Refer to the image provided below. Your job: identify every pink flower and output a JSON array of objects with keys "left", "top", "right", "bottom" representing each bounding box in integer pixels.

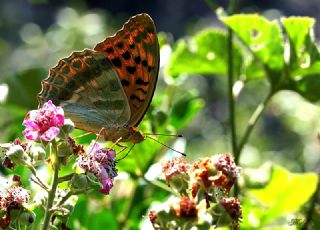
[
  {"left": 22, "top": 100, "right": 64, "bottom": 141},
  {"left": 77, "top": 141, "right": 117, "bottom": 195},
  {"left": 98, "top": 177, "right": 114, "bottom": 195}
]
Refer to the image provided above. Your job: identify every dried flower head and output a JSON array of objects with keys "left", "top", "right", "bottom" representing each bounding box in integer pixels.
[
  {"left": 220, "top": 197, "right": 242, "bottom": 227},
  {"left": 192, "top": 154, "right": 240, "bottom": 193},
  {"left": 162, "top": 157, "right": 190, "bottom": 183},
  {"left": 173, "top": 196, "right": 197, "bottom": 219}
]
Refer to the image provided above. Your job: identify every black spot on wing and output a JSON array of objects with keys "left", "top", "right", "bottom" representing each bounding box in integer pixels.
[
  {"left": 148, "top": 66, "right": 154, "bottom": 72},
  {"left": 126, "top": 66, "right": 136, "bottom": 74},
  {"left": 105, "top": 47, "right": 114, "bottom": 54},
  {"left": 121, "top": 79, "right": 130, "bottom": 87},
  {"left": 130, "top": 94, "right": 145, "bottom": 102},
  {"left": 134, "top": 56, "right": 141, "bottom": 64},
  {"left": 111, "top": 57, "right": 122, "bottom": 67},
  {"left": 141, "top": 60, "right": 148, "bottom": 67},
  {"left": 136, "top": 78, "right": 149, "bottom": 86},
  {"left": 136, "top": 88, "right": 147, "bottom": 94},
  {"left": 121, "top": 51, "right": 131, "bottom": 60},
  {"left": 116, "top": 42, "right": 124, "bottom": 49}
]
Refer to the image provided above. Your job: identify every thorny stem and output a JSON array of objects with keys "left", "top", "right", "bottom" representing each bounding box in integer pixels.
[{"left": 42, "top": 140, "right": 60, "bottom": 230}]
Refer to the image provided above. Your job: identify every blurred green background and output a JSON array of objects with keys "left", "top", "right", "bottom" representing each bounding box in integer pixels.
[{"left": 1, "top": 0, "right": 320, "bottom": 229}]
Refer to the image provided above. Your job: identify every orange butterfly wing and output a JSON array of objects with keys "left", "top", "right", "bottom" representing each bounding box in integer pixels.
[{"left": 94, "top": 13, "right": 159, "bottom": 127}]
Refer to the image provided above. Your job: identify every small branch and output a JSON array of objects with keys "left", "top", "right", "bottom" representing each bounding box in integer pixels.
[
  {"left": 29, "top": 165, "right": 49, "bottom": 190},
  {"left": 54, "top": 188, "right": 92, "bottom": 208},
  {"left": 57, "top": 173, "right": 75, "bottom": 183},
  {"left": 235, "top": 91, "right": 273, "bottom": 163},
  {"left": 56, "top": 191, "right": 73, "bottom": 207},
  {"left": 31, "top": 178, "right": 49, "bottom": 191}
]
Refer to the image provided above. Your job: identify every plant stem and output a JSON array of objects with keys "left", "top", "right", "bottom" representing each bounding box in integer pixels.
[
  {"left": 227, "top": 27, "right": 237, "bottom": 157},
  {"left": 235, "top": 91, "right": 273, "bottom": 164},
  {"left": 42, "top": 140, "right": 60, "bottom": 230},
  {"left": 233, "top": 91, "right": 273, "bottom": 198},
  {"left": 225, "top": 0, "right": 238, "bottom": 199}
]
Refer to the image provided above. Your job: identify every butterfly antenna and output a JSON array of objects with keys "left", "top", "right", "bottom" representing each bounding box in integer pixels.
[
  {"left": 116, "top": 144, "right": 135, "bottom": 162},
  {"left": 144, "top": 133, "right": 183, "bottom": 138},
  {"left": 146, "top": 136, "right": 186, "bottom": 156}
]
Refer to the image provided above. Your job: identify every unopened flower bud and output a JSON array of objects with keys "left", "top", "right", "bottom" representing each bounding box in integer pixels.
[
  {"left": 59, "top": 119, "right": 75, "bottom": 139},
  {"left": 18, "top": 210, "right": 36, "bottom": 226},
  {"left": 69, "top": 174, "right": 89, "bottom": 191},
  {"left": 57, "top": 141, "right": 73, "bottom": 157},
  {"left": 29, "top": 146, "right": 46, "bottom": 161},
  {"left": 7, "top": 145, "right": 25, "bottom": 164}
]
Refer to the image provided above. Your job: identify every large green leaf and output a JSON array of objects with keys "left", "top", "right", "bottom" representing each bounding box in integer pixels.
[
  {"left": 165, "top": 29, "right": 243, "bottom": 78},
  {"left": 282, "top": 17, "right": 318, "bottom": 70},
  {"left": 248, "top": 165, "right": 318, "bottom": 226},
  {"left": 221, "top": 14, "right": 284, "bottom": 82}
]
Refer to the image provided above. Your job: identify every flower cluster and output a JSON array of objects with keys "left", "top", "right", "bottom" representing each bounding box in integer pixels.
[
  {"left": 22, "top": 100, "right": 64, "bottom": 142},
  {"left": 150, "top": 154, "right": 242, "bottom": 229},
  {"left": 76, "top": 141, "right": 118, "bottom": 195},
  {"left": 0, "top": 176, "right": 31, "bottom": 229}
]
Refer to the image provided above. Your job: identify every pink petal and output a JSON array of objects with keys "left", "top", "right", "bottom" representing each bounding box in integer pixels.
[
  {"left": 41, "top": 127, "right": 60, "bottom": 141},
  {"left": 51, "top": 114, "right": 64, "bottom": 126},
  {"left": 23, "top": 129, "right": 40, "bottom": 141},
  {"left": 22, "top": 120, "right": 39, "bottom": 130},
  {"left": 43, "top": 100, "right": 54, "bottom": 110},
  {"left": 55, "top": 106, "right": 64, "bottom": 116},
  {"left": 26, "top": 110, "right": 39, "bottom": 121},
  {"left": 98, "top": 178, "right": 113, "bottom": 195}
]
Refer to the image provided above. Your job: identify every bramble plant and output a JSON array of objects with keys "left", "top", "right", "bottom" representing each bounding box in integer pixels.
[
  {"left": 0, "top": 101, "right": 119, "bottom": 229},
  {"left": 1, "top": 0, "right": 320, "bottom": 229},
  {"left": 0, "top": 101, "right": 241, "bottom": 229}
]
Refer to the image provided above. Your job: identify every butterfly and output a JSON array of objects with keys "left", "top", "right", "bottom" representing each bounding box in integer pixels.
[{"left": 38, "top": 13, "right": 159, "bottom": 144}]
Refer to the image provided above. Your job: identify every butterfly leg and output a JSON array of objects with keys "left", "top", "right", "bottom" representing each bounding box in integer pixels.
[
  {"left": 86, "top": 128, "right": 107, "bottom": 154},
  {"left": 116, "top": 144, "right": 135, "bottom": 162}
]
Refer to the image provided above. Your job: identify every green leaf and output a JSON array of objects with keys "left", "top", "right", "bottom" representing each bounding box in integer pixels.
[
  {"left": 165, "top": 29, "right": 243, "bottom": 78},
  {"left": 294, "top": 73, "right": 320, "bottom": 102},
  {"left": 169, "top": 92, "right": 204, "bottom": 130},
  {"left": 282, "top": 17, "right": 318, "bottom": 69},
  {"left": 248, "top": 165, "right": 318, "bottom": 225},
  {"left": 221, "top": 14, "right": 284, "bottom": 81}
]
